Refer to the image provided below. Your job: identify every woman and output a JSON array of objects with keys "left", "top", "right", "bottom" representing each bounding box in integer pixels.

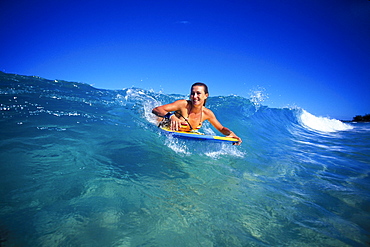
[{"left": 152, "top": 82, "right": 242, "bottom": 145}]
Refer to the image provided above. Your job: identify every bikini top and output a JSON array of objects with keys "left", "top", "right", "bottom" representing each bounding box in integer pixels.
[
  {"left": 179, "top": 116, "right": 202, "bottom": 130},
  {"left": 175, "top": 105, "right": 203, "bottom": 131}
]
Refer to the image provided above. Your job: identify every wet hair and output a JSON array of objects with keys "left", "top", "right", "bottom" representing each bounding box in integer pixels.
[{"left": 191, "top": 82, "right": 209, "bottom": 106}]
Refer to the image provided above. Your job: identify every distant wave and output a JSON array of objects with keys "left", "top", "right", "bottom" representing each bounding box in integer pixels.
[{"left": 299, "top": 110, "right": 353, "bottom": 132}]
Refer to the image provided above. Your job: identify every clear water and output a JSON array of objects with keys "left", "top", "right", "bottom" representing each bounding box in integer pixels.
[{"left": 1, "top": 72, "right": 369, "bottom": 246}]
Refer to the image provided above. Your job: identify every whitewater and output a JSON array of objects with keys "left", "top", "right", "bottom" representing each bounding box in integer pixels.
[{"left": 0, "top": 72, "right": 369, "bottom": 246}]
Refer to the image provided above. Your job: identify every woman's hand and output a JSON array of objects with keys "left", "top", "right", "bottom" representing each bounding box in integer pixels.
[
  {"left": 226, "top": 133, "right": 242, "bottom": 146},
  {"left": 169, "top": 115, "right": 182, "bottom": 131},
  {"left": 219, "top": 126, "right": 242, "bottom": 146}
]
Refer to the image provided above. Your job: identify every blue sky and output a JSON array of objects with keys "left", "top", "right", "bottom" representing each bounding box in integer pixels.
[{"left": 1, "top": 0, "right": 369, "bottom": 119}]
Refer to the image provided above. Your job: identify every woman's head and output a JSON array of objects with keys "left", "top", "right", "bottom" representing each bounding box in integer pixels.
[{"left": 190, "top": 82, "right": 209, "bottom": 106}]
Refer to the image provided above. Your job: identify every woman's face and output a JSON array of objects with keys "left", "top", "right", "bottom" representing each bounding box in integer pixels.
[{"left": 190, "top": 85, "right": 208, "bottom": 106}]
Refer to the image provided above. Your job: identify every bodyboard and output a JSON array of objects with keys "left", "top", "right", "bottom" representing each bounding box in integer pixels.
[{"left": 160, "top": 127, "right": 239, "bottom": 143}]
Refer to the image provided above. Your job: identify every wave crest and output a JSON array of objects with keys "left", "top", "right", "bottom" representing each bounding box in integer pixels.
[{"left": 299, "top": 110, "right": 353, "bottom": 132}]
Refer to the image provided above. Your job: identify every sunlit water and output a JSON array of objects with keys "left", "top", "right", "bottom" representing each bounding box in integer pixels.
[{"left": 1, "top": 72, "right": 369, "bottom": 246}]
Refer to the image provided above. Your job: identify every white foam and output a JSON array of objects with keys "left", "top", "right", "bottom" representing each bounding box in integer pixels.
[
  {"left": 299, "top": 110, "right": 353, "bottom": 132},
  {"left": 205, "top": 146, "right": 245, "bottom": 159},
  {"left": 143, "top": 99, "right": 161, "bottom": 125},
  {"left": 118, "top": 88, "right": 161, "bottom": 125},
  {"left": 164, "top": 136, "right": 190, "bottom": 155}
]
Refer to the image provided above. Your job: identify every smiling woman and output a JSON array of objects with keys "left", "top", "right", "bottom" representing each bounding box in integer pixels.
[{"left": 152, "top": 82, "right": 242, "bottom": 145}]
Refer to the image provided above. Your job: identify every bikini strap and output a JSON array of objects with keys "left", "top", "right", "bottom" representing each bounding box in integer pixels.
[{"left": 176, "top": 111, "right": 194, "bottom": 130}]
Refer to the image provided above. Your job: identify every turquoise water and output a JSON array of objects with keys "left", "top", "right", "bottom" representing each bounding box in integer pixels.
[{"left": 1, "top": 72, "right": 369, "bottom": 246}]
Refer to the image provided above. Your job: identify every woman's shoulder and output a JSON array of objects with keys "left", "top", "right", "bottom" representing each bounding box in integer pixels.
[
  {"left": 173, "top": 99, "right": 188, "bottom": 106},
  {"left": 203, "top": 107, "right": 215, "bottom": 118}
]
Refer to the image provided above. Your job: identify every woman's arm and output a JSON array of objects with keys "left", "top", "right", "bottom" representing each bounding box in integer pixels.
[
  {"left": 152, "top": 100, "right": 187, "bottom": 116},
  {"left": 205, "top": 109, "right": 242, "bottom": 145},
  {"left": 152, "top": 100, "right": 187, "bottom": 130}
]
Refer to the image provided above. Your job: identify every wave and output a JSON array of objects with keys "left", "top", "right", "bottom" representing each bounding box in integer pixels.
[
  {"left": 0, "top": 72, "right": 355, "bottom": 145},
  {"left": 4, "top": 70, "right": 358, "bottom": 162},
  {"left": 298, "top": 109, "right": 353, "bottom": 132},
  {"left": 1, "top": 72, "right": 369, "bottom": 246}
]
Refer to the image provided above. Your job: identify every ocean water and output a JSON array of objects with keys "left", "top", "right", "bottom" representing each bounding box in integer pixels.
[{"left": 0, "top": 72, "right": 369, "bottom": 246}]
